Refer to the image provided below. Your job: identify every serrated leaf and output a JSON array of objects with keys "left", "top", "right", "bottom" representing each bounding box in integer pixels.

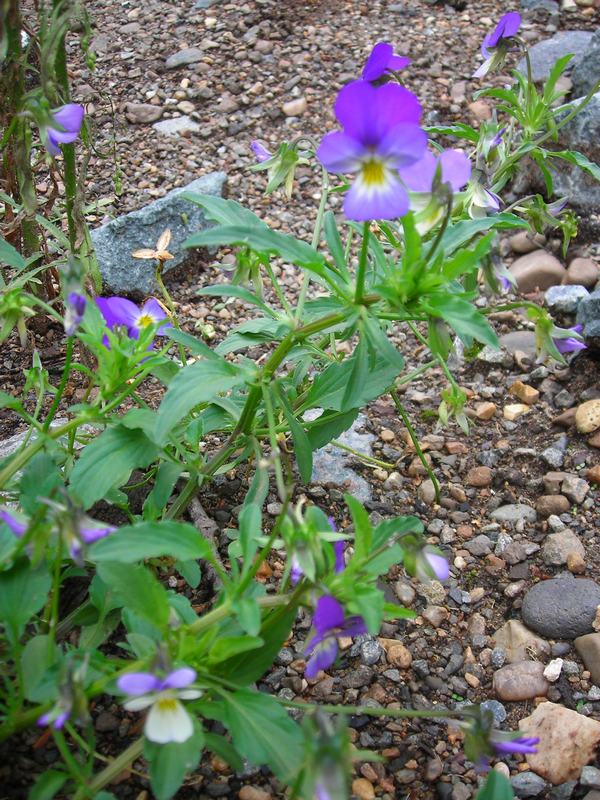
[
  {"left": 97, "top": 562, "right": 170, "bottom": 627},
  {"left": 144, "top": 728, "right": 204, "bottom": 800},
  {"left": 89, "top": 520, "right": 214, "bottom": 563},
  {"left": 0, "top": 236, "right": 27, "bottom": 270},
  {"left": 0, "top": 559, "right": 51, "bottom": 643},
  {"left": 549, "top": 149, "right": 600, "bottom": 182}
]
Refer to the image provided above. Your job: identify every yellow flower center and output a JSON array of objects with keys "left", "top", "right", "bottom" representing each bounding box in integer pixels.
[
  {"left": 156, "top": 697, "right": 178, "bottom": 712},
  {"left": 361, "top": 159, "right": 386, "bottom": 187},
  {"left": 137, "top": 313, "right": 155, "bottom": 328}
]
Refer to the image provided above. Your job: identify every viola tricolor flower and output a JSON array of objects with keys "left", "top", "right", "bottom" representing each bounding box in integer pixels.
[
  {"left": 304, "top": 595, "right": 367, "bottom": 677},
  {"left": 317, "top": 80, "right": 427, "bottom": 221},
  {"left": 466, "top": 182, "right": 501, "bottom": 219},
  {"left": 42, "top": 104, "right": 85, "bottom": 157},
  {"left": 117, "top": 668, "right": 202, "bottom": 744},
  {"left": 96, "top": 296, "right": 171, "bottom": 343},
  {"left": 64, "top": 292, "right": 86, "bottom": 337},
  {"left": 399, "top": 148, "right": 472, "bottom": 195},
  {"left": 362, "top": 42, "right": 411, "bottom": 82},
  {"left": 473, "top": 12, "right": 521, "bottom": 78},
  {"left": 553, "top": 324, "right": 587, "bottom": 355},
  {"left": 251, "top": 140, "right": 273, "bottom": 163}
]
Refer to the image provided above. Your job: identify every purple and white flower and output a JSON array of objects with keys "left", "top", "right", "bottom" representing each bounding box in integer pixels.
[
  {"left": 362, "top": 42, "right": 411, "bottom": 82},
  {"left": 553, "top": 324, "right": 587, "bottom": 355},
  {"left": 466, "top": 182, "right": 501, "bottom": 218},
  {"left": 64, "top": 292, "right": 86, "bottom": 337},
  {"left": 304, "top": 595, "right": 367, "bottom": 677},
  {"left": 399, "top": 148, "right": 471, "bottom": 195},
  {"left": 42, "top": 104, "right": 85, "bottom": 157},
  {"left": 96, "top": 296, "right": 171, "bottom": 344},
  {"left": 317, "top": 80, "right": 427, "bottom": 221},
  {"left": 417, "top": 548, "right": 450, "bottom": 582},
  {"left": 473, "top": 12, "right": 521, "bottom": 78},
  {"left": 117, "top": 668, "right": 202, "bottom": 744},
  {"left": 251, "top": 140, "right": 273, "bottom": 163}
]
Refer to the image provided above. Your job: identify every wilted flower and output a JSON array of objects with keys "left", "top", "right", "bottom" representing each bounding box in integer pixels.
[
  {"left": 553, "top": 324, "right": 587, "bottom": 355},
  {"left": 251, "top": 140, "right": 273, "bottom": 163},
  {"left": 64, "top": 292, "right": 86, "bottom": 337},
  {"left": 96, "top": 296, "right": 171, "bottom": 344},
  {"left": 399, "top": 148, "right": 471, "bottom": 195},
  {"left": 132, "top": 229, "right": 174, "bottom": 264},
  {"left": 473, "top": 12, "right": 522, "bottom": 78},
  {"left": 38, "top": 657, "right": 90, "bottom": 730},
  {"left": 362, "top": 42, "right": 411, "bottom": 82},
  {"left": 317, "top": 80, "right": 427, "bottom": 221},
  {"left": 42, "top": 104, "right": 85, "bottom": 157},
  {"left": 304, "top": 596, "right": 367, "bottom": 677},
  {"left": 466, "top": 182, "right": 501, "bottom": 218},
  {"left": 117, "top": 668, "right": 202, "bottom": 744}
]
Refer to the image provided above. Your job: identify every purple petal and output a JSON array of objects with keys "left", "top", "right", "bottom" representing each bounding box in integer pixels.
[
  {"left": 570, "top": 324, "right": 583, "bottom": 334},
  {"left": 399, "top": 151, "right": 438, "bottom": 193},
  {"left": 64, "top": 293, "right": 86, "bottom": 336},
  {"left": 117, "top": 672, "right": 161, "bottom": 695},
  {"left": 388, "top": 54, "right": 411, "bottom": 71},
  {"left": 138, "top": 297, "right": 171, "bottom": 335},
  {"left": 37, "top": 712, "right": 52, "bottom": 727},
  {"left": 493, "top": 736, "right": 539, "bottom": 755},
  {"left": 313, "top": 595, "right": 345, "bottom": 634},
  {"left": 317, "top": 131, "right": 364, "bottom": 174},
  {"left": 344, "top": 170, "right": 409, "bottom": 221},
  {"left": 327, "top": 516, "right": 337, "bottom": 531},
  {"left": 554, "top": 337, "right": 587, "bottom": 354},
  {"left": 46, "top": 127, "right": 80, "bottom": 146},
  {"left": 334, "top": 540, "right": 345, "bottom": 573},
  {"left": 362, "top": 42, "right": 394, "bottom": 82},
  {"left": 439, "top": 149, "right": 471, "bottom": 191},
  {"left": 290, "top": 555, "right": 303, "bottom": 585},
  {"left": 161, "top": 667, "right": 196, "bottom": 689},
  {"left": 425, "top": 552, "right": 449, "bottom": 581},
  {"left": 334, "top": 81, "right": 421, "bottom": 148},
  {"left": 0, "top": 509, "right": 27, "bottom": 537},
  {"left": 96, "top": 296, "right": 140, "bottom": 331},
  {"left": 251, "top": 140, "right": 272, "bottom": 163},
  {"left": 79, "top": 524, "right": 116, "bottom": 544},
  {"left": 51, "top": 104, "right": 84, "bottom": 134},
  {"left": 305, "top": 636, "right": 339, "bottom": 677},
  {"left": 339, "top": 615, "right": 368, "bottom": 637},
  {"left": 378, "top": 123, "right": 428, "bottom": 169},
  {"left": 44, "top": 131, "right": 61, "bottom": 157},
  {"left": 52, "top": 711, "right": 70, "bottom": 730},
  {"left": 482, "top": 12, "right": 521, "bottom": 57}
]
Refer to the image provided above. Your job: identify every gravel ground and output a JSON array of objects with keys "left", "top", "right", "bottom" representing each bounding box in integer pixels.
[{"left": 2, "top": 0, "right": 600, "bottom": 798}]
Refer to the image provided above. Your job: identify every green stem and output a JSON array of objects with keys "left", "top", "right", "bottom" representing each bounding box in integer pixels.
[
  {"left": 261, "top": 384, "right": 286, "bottom": 499},
  {"left": 46, "top": 542, "right": 63, "bottom": 653},
  {"left": 188, "top": 593, "right": 292, "bottom": 635},
  {"left": 43, "top": 336, "right": 74, "bottom": 431},
  {"left": 0, "top": 418, "right": 80, "bottom": 489},
  {"left": 329, "top": 439, "right": 395, "bottom": 471},
  {"left": 295, "top": 167, "right": 330, "bottom": 322},
  {"left": 53, "top": 728, "right": 88, "bottom": 790},
  {"left": 354, "top": 222, "right": 370, "bottom": 304},
  {"left": 155, "top": 260, "right": 187, "bottom": 365},
  {"left": 73, "top": 738, "right": 145, "bottom": 800},
  {"left": 391, "top": 389, "right": 441, "bottom": 504}
]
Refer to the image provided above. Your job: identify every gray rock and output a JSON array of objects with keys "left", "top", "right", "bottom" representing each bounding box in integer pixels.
[
  {"left": 542, "top": 529, "right": 585, "bottom": 566},
  {"left": 561, "top": 474, "right": 590, "bottom": 504},
  {"left": 545, "top": 285, "right": 589, "bottom": 315},
  {"left": 541, "top": 435, "right": 568, "bottom": 469},
  {"left": 194, "top": 0, "right": 218, "bottom": 6},
  {"left": 310, "top": 413, "right": 374, "bottom": 504},
  {"left": 463, "top": 535, "right": 493, "bottom": 556},
  {"left": 152, "top": 116, "right": 201, "bottom": 137},
  {"left": 90, "top": 173, "right": 226, "bottom": 294},
  {"left": 581, "top": 766, "right": 600, "bottom": 789},
  {"left": 577, "top": 288, "right": 600, "bottom": 348},
  {"left": 521, "top": 0, "right": 559, "bottom": 24},
  {"left": 476, "top": 345, "right": 513, "bottom": 367},
  {"left": 571, "top": 30, "right": 600, "bottom": 100},
  {"left": 359, "top": 637, "right": 382, "bottom": 666},
  {"left": 522, "top": 574, "right": 600, "bottom": 638},
  {"left": 490, "top": 504, "right": 537, "bottom": 525},
  {"left": 511, "top": 772, "right": 549, "bottom": 798},
  {"left": 165, "top": 47, "right": 204, "bottom": 69},
  {"left": 517, "top": 31, "right": 593, "bottom": 82},
  {"left": 480, "top": 698, "right": 507, "bottom": 723},
  {"left": 499, "top": 330, "right": 537, "bottom": 358},
  {"left": 549, "top": 783, "right": 577, "bottom": 800}
]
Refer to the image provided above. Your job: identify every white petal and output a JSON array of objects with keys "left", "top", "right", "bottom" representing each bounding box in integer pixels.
[
  {"left": 124, "top": 695, "right": 155, "bottom": 711},
  {"left": 177, "top": 689, "right": 202, "bottom": 700},
  {"left": 144, "top": 700, "right": 194, "bottom": 744}
]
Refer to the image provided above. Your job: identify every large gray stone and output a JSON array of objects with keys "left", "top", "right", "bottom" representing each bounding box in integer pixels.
[
  {"left": 545, "top": 285, "right": 589, "bottom": 315},
  {"left": 571, "top": 29, "right": 600, "bottom": 100},
  {"left": 517, "top": 31, "right": 593, "bottom": 82},
  {"left": 577, "top": 289, "right": 600, "bottom": 350},
  {"left": 90, "top": 173, "right": 226, "bottom": 294},
  {"left": 522, "top": 574, "right": 600, "bottom": 639}
]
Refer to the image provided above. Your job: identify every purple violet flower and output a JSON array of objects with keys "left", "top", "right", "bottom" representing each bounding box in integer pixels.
[
  {"left": 43, "top": 104, "right": 85, "bottom": 157},
  {"left": 491, "top": 734, "right": 539, "bottom": 757},
  {"left": 317, "top": 80, "right": 427, "bottom": 221},
  {"left": 117, "top": 668, "right": 202, "bottom": 744},
  {"left": 38, "top": 706, "right": 71, "bottom": 730},
  {"left": 68, "top": 520, "right": 116, "bottom": 563},
  {"left": 96, "top": 296, "right": 171, "bottom": 345},
  {"left": 473, "top": 12, "right": 521, "bottom": 78},
  {"left": 64, "top": 292, "right": 86, "bottom": 337},
  {"left": 0, "top": 508, "right": 27, "bottom": 537},
  {"left": 304, "top": 595, "right": 367, "bottom": 677},
  {"left": 423, "top": 550, "right": 450, "bottom": 581},
  {"left": 553, "top": 324, "right": 587, "bottom": 354},
  {"left": 362, "top": 42, "right": 411, "bottom": 82},
  {"left": 251, "top": 140, "right": 272, "bottom": 163},
  {"left": 399, "top": 148, "right": 471, "bottom": 194}
]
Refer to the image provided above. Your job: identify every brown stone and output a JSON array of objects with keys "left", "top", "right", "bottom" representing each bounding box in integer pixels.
[
  {"left": 553, "top": 408, "right": 577, "bottom": 428},
  {"left": 352, "top": 778, "right": 375, "bottom": 800},
  {"left": 587, "top": 465, "right": 600, "bottom": 484},
  {"left": 509, "top": 250, "right": 566, "bottom": 293},
  {"left": 465, "top": 466, "right": 493, "bottom": 487},
  {"left": 518, "top": 702, "right": 600, "bottom": 784},
  {"left": 510, "top": 380, "right": 540, "bottom": 405},
  {"left": 503, "top": 403, "right": 530, "bottom": 420},
  {"left": 493, "top": 660, "right": 549, "bottom": 701},
  {"left": 239, "top": 787, "right": 272, "bottom": 800},
  {"left": 282, "top": 97, "right": 307, "bottom": 116},
  {"left": 542, "top": 529, "right": 585, "bottom": 566},
  {"left": 509, "top": 231, "right": 546, "bottom": 254},
  {"left": 446, "top": 441, "right": 469, "bottom": 455},
  {"left": 576, "top": 400, "right": 600, "bottom": 434},
  {"left": 536, "top": 494, "right": 571, "bottom": 516},
  {"left": 567, "top": 551, "right": 587, "bottom": 574},
  {"left": 125, "top": 102, "right": 163, "bottom": 124},
  {"left": 379, "top": 639, "right": 412, "bottom": 669},
  {"left": 468, "top": 99, "right": 492, "bottom": 120},
  {"left": 492, "top": 620, "right": 551, "bottom": 663},
  {"left": 589, "top": 431, "right": 600, "bottom": 449},
  {"left": 566, "top": 257, "right": 599, "bottom": 289},
  {"left": 543, "top": 471, "right": 569, "bottom": 494},
  {"left": 475, "top": 402, "right": 497, "bottom": 420},
  {"left": 575, "top": 634, "right": 600, "bottom": 685}
]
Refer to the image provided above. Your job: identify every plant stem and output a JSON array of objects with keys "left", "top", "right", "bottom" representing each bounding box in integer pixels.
[
  {"left": 73, "top": 738, "right": 145, "bottom": 800},
  {"left": 391, "top": 390, "right": 441, "bottom": 504},
  {"left": 354, "top": 222, "right": 370, "bottom": 304},
  {"left": 43, "top": 336, "right": 74, "bottom": 431},
  {"left": 295, "top": 167, "right": 330, "bottom": 322},
  {"left": 188, "top": 593, "right": 292, "bottom": 635},
  {"left": 329, "top": 439, "right": 395, "bottom": 471}
]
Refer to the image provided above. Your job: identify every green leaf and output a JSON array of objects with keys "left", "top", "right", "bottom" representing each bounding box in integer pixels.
[
  {"left": 89, "top": 520, "right": 214, "bottom": 563},
  {"left": 345, "top": 494, "right": 372, "bottom": 561},
  {"left": 183, "top": 225, "right": 328, "bottom": 275},
  {"left": 28, "top": 770, "right": 68, "bottom": 800},
  {"left": 203, "top": 733, "right": 244, "bottom": 773},
  {"left": 441, "top": 214, "right": 527, "bottom": 255},
  {"left": 21, "top": 635, "right": 62, "bottom": 702},
  {"left": 144, "top": 727, "right": 205, "bottom": 800},
  {"left": 196, "top": 284, "right": 276, "bottom": 317},
  {"left": 424, "top": 294, "right": 499, "bottom": 348},
  {"left": 0, "top": 559, "right": 51, "bottom": 643},
  {"left": 182, "top": 194, "right": 267, "bottom": 229},
  {"left": 350, "top": 584, "right": 385, "bottom": 633},
  {"left": 475, "top": 770, "right": 514, "bottom": 800},
  {"left": 549, "top": 149, "right": 600, "bottom": 182},
  {"left": 144, "top": 461, "right": 182, "bottom": 518},
  {"left": 324, "top": 211, "right": 350, "bottom": 280},
  {"left": 19, "top": 452, "right": 63, "bottom": 515},
  {"left": 543, "top": 54, "right": 574, "bottom": 103},
  {"left": 277, "top": 385, "right": 313, "bottom": 483},
  {"left": 209, "top": 635, "right": 264, "bottom": 664},
  {"left": 223, "top": 689, "right": 303, "bottom": 781},
  {"left": 306, "top": 408, "right": 359, "bottom": 451},
  {"left": 0, "top": 235, "right": 27, "bottom": 270},
  {"left": 155, "top": 357, "right": 245, "bottom": 444},
  {"left": 70, "top": 425, "right": 159, "bottom": 508},
  {"left": 424, "top": 123, "right": 479, "bottom": 143},
  {"left": 97, "top": 562, "right": 170, "bottom": 627},
  {"left": 163, "top": 327, "right": 219, "bottom": 359},
  {"left": 234, "top": 596, "right": 261, "bottom": 637},
  {"left": 79, "top": 609, "right": 121, "bottom": 650},
  {"left": 176, "top": 558, "right": 201, "bottom": 588},
  {"left": 238, "top": 502, "right": 262, "bottom": 569}
]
